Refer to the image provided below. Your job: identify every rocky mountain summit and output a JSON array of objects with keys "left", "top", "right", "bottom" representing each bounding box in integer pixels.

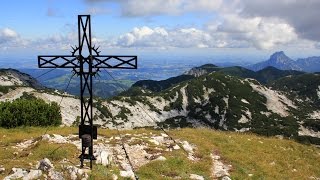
[
  {"left": 247, "top": 51, "right": 320, "bottom": 72},
  {"left": 0, "top": 69, "right": 43, "bottom": 90}
]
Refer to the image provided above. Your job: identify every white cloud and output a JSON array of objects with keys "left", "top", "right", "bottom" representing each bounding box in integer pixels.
[
  {"left": 115, "top": 26, "right": 216, "bottom": 49},
  {"left": 0, "top": 28, "right": 19, "bottom": 44},
  {"left": 83, "top": 0, "right": 313, "bottom": 50},
  {"left": 4, "top": 0, "right": 320, "bottom": 52},
  {"left": 216, "top": 15, "right": 298, "bottom": 49},
  {"left": 240, "top": 0, "right": 320, "bottom": 41},
  {"left": 113, "top": 18, "right": 299, "bottom": 50},
  {"left": 0, "top": 28, "right": 30, "bottom": 51}
]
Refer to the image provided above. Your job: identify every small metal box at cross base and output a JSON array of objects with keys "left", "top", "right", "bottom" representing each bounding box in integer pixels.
[{"left": 79, "top": 125, "right": 97, "bottom": 139}]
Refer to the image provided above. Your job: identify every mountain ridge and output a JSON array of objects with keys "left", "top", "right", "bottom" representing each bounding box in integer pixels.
[{"left": 1, "top": 66, "right": 320, "bottom": 145}]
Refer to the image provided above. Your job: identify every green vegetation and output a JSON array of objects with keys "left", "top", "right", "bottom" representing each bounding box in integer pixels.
[
  {"left": 0, "top": 127, "right": 78, "bottom": 179},
  {"left": 171, "top": 128, "right": 320, "bottom": 180},
  {"left": 270, "top": 73, "right": 320, "bottom": 107},
  {"left": 0, "top": 98, "right": 61, "bottom": 128},
  {"left": 132, "top": 75, "right": 194, "bottom": 92},
  {"left": 0, "top": 127, "right": 319, "bottom": 179},
  {"left": 257, "top": 66, "right": 304, "bottom": 84},
  {"left": 0, "top": 86, "right": 16, "bottom": 94}
]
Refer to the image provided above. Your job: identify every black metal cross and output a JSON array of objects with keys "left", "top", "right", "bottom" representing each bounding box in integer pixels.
[{"left": 38, "top": 15, "right": 137, "bottom": 169}]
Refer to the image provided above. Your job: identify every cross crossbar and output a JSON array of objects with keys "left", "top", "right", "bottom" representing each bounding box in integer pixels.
[{"left": 38, "top": 55, "right": 137, "bottom": 69}]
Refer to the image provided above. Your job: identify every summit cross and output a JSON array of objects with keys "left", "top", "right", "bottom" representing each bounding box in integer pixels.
[{"left": 38, "top": 15, "right": 137, "bottom": 169}]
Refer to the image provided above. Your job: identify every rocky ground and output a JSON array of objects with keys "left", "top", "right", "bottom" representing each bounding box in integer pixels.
[{"left": 2, "top": 131, "right": 231, "bottom": 180}]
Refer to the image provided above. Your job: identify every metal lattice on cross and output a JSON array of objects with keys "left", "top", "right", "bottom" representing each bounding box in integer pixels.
[{"left": 38, "top": 15, "right": 137, "bottom": 169}]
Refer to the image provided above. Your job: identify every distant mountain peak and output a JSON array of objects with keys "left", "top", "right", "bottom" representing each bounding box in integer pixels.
[
  {"left": 269, "top": 51, "right": 293, "bottom": 64},
  {"left": 273, "top": 51, "right": 285, "bottom": 55},
  {"left": 247, "top": 51, "right": 304, "bottom": 71}
]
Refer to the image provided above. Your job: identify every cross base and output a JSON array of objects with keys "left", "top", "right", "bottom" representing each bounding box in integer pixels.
[
  {"left": 79, "top": 149, "right": 97, "bottom": 169},
  {"left": 79, "top": 154, "right": 97, "bottom": 160}
]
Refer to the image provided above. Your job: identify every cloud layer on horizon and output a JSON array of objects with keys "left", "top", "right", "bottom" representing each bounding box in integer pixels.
[
  {"left": 2, "top": 0, "right": 320, "bottom": 52},
  {"left": 84, "top": 0, "right": 319, "bottom": 50}
]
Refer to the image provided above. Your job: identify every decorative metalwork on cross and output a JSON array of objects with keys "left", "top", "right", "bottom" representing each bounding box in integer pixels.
[{"left": 38, "top": 15, "right": 137, "bottom": 169}]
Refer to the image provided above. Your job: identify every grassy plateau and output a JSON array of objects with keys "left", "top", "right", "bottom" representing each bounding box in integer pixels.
[{"left": 0, "top": 127, "right": 319, "bottom": 179}]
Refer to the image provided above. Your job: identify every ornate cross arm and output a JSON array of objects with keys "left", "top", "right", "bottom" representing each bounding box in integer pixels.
[
  {"left": 38, "top": 55, "right": 80, "bottom": 68},
  {"left": 92, "top": 55, "right": 137, "bottom": 69}
]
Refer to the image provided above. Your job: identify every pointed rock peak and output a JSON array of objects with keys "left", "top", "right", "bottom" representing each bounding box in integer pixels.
[
  {"left": 270, "top": 51, "right": 286, "bottom": 58},
  {"left": 273, "top": 51, "right": 285, "bottom": 55},
  {"left": 269, "top": 51, "right": 293, "bottom": 63}
]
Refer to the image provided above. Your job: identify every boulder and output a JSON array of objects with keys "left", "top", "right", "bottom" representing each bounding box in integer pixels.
[
  {"left": 182, "top": 141, "right": 193, "bottom": 153},
  {"left": 190, "top": 174, "right": 205, "bottom": 180},
  {"left": 222, "top": 176, "right": 232, "bottom": 180},
  {"left": 37, "top": 158, "right": 54, "bottom": 171},
  {"left": 4, "top": 168, "right": 28, "bottom": 180},
  {"left": 66, "top": 165, "right": 85, "bottom": 180},
  {"left": 0, "top": 167, "right": 5, "bottom": 174},
  {"left": 41, "top": 134, "right": 51, "bottom": 141},
  {"left": 112, "top": 174, "right": 118, "bottom": 180},
  {"left": 48, "top": 169, "right": 64, "bottom": 180},
  {"left": 148, "top": 139, "right": 160, "bottom": 145},
  {"left": 120, "top": 170, "right": 134, "bottom": 179},
  {"left": 173, "top": 144, "right": 181, "bottom": 150},
  {"left": 96, "top": 150, "right": 112, "bottom": 166},
  {"left": 155, "top": 156, "right": 166, "bottom": 161},
  {"left": 23, "top": 169, "right": 42, "bottom": 180}
]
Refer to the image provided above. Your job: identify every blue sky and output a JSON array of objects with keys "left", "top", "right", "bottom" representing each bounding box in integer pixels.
[{"left": 0, "top": 0, "right": 320, "bottom": 62}]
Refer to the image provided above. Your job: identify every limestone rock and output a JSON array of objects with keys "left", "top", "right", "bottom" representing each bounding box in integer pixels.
[
  {"left": 120, "top": 163, "right": 131, "bottom": 171},
  {"left": 173, "top": 144, "right": 180, "bottom": 150},
  {"left": 148, "top": 139, "right": 160, "bottom": 145},
  {"left": 152, "top": 136, "right": 164, "bottom": 144},
  {"left": 211, "top": 154, "right": 231, "bottom": 178},
  {"left": 0, "top": 167, "right": 5, "bottom": 174},
  {"left": 4, "top": 168, "right": 28, "bottom": 180},
  {"left": 182, "top": 141, "right": 193, "bottom": 153},
  {"left": 96, "top": 150, "right": 112, "bottom": 166},
  {"left": 120, "top": 170, "right": 134, "bottom": 179},
  {"left": 66, "top": 166, "right": 85, "bottom": 180},
  {"left": 70, "top": 171, "right": 77, "bottom": 180},
  {"left": 112, "top": 174, "right": 118, "bottom": 180},
  {"left": 15, "top": 139, "right": 37, "bottom": 150},
  {"left": 23, "top": 169, "right": 42, "bottom": 180},
  {"left": 155, "top": 156, "right": 166, "bottom": 161},
  {"left": 41, "top": 134, "right": 51, "bottom": 141},
  {"left": 48, "top": 169, "right": 64, "bottom": 180},
  {"left": 37, "top": 158, "right": 54, "bottom": 171},
  {"left": 161, "top": 133, "right": 169, "bottom": 137},
  {"left": 222, "top": 176, "right": 232, "bottom": 180},
  {"left": 190, "top": 174, "right": 204, "bottom": 180}
]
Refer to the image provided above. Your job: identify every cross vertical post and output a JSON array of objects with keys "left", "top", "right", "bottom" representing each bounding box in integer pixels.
[{"left": 38, "top": 15, "right": 137, "bottom": 169}]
